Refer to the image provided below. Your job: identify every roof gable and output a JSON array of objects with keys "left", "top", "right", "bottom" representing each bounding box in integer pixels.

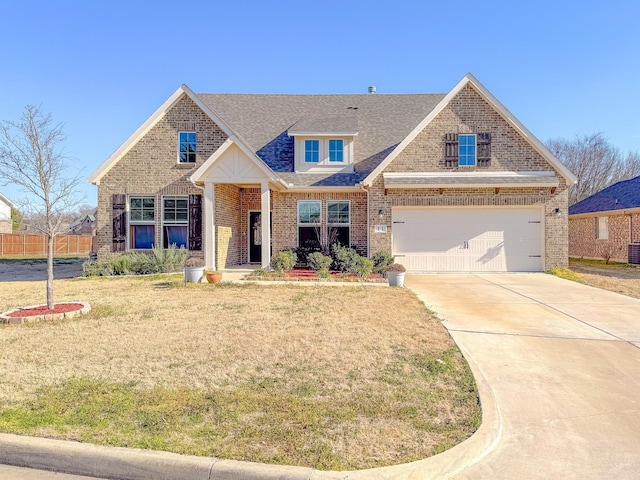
[
  {"left": 88, "top": 85, "right": 267, "bottom": 185},
  {"left": 363, "top": 73, "right": 577, "bottom": 186},
  {"left": 569, "top": 176, "right": 640, "bottom": 215},
  {"left": 0, "top": 192, "right": 16, "bottom": 209}
]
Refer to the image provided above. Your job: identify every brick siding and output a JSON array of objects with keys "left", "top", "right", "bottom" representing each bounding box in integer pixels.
[
  {"left": 271, "top": 191, "right": 367, "bottom": 256},
  {"left": 370, "top": 84, "right": 570, "bottom": 270},
  {"left": 569, "top": 212, "right": 640, "bottom": 262},
  {"left": 95, "top": 94, "right": 228, "bottom": 260}
]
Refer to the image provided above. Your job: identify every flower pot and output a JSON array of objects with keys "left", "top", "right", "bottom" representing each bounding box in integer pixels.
[
  {"left": 184, "top": 266, "right": 205, "bottom": 283},
  {"left": 206, "top": 272, "right": 223, "bottom": 283},
  {"left": 387, "top": 271, "right": 405, "bottom": 287}
]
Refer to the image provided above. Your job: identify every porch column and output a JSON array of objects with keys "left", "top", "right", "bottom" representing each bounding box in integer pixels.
[
  {"left": 260, "top": 180, "right": 271, "bottom": 269},
  {"left": 204, "top": 182, "right": 216, "bottom": 270}
]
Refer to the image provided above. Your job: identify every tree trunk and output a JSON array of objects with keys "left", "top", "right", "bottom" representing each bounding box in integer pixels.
[{"left": 47, "top": 234, "right": 54, "bottom": 309}]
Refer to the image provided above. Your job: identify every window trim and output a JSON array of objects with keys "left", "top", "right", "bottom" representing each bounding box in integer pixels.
[
  {"left": 178, "top": 131, "right": 196, "bottom": 164},
  {"left": 304, "top": 139, "right": 320, "bottom": 163},
  {"left": 458, "top": 134, "right": 477, "bottom": 167},
  {"left": 162, "top": 195, "right": 189, "bottom": 249},
  {"left": 328, "top": 139, "right": 344, "bottom": 162},
  {"left": 597, "top": 216, "right": 609, "bottom": 240},
  {"left": 327, "top": 200, "right": 350, "bottom": 247},
  {"left": 297, "top": 200, "right": 322, "bottom": 248},
  {"left": 128, "top": 196, "right": 155, "bottom": 250}
]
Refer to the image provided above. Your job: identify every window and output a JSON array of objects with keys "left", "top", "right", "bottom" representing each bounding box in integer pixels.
[
  {"left": 327, "top": 200, "right": 350, "bottom": 246},
  {"left": 445, "top": 133, "right": 490, "bottom": 167},
  {"left": 597, "top": 216, "right": 609, "bottom": 240},
  {"left": 178, "top": 132, "right": 196, "bottom": 163},
  {"left": 129, "top": 196, "right": 155, "bottom": 249},
  {"left": 163, "top": 196, "right": 188, "bottom": 248},
  {"left": 298, "top": 200, "right": 321, "bottom": 247},
  {"left": 458, "top": 134, "right": 476, "bottom": 167},
  {"left": 305, "top": 140, "right": 319, "bottom": 163},
  {"left": 329, "top": 139, "right": 344, "bottom": 162}
]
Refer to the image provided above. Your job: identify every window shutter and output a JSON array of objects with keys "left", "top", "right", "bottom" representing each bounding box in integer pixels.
[
  {"left": 188, "top": 194, "right": 202, "bottom": 251},
  {"left": 444, "top": 133, "right": 459, "bottom": 167},
  {"left": 477, "top": 133, "right": 491, "bottom": 167},
  {"left": 112, "top": 194, "right": 127, "bottom": 252}
]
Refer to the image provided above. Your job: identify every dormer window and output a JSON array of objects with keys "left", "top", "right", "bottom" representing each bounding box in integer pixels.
[
  {"left": 329, "top": 139, "right": 344, "bottom": 162},
  {"left": 305, "top": 140, "right": 320, "bottom": 163},
  {"left": 288, "top": 116, "right": 357, "bottom": 173}
]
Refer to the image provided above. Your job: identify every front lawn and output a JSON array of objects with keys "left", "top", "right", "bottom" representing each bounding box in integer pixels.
[
  {"left": 0, "top": 276, "right": 480, "bottom": 470},
  {"left": 553, "top": 258, "right": 640, "bottom": 299}
]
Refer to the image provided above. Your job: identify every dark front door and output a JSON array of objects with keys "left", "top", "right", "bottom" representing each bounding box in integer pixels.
[{"left": 249, "top": 211, "right": 262, "bottom": 263}]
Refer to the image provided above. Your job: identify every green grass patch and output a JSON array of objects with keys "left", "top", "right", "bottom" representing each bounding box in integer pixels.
[{"left": 548, "top": 266, "right": 584, "bottom": 283}]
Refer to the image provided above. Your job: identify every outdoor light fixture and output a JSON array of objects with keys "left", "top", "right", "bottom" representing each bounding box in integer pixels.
[
  {"left": 378, "top": 209, "right": 384, "bottom": 217},
  {"left": 554, "top": 208, "right": 561, "bottom": 216}
]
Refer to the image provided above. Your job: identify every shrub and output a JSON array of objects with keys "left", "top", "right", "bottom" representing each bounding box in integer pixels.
[
  {"left": 354, "top": 256, "right": 374, "bottom": 278},
  {"left": 152, "top": 245, "right": 188, "bottom": 272},
  {"left": 270, "top": 249, "right": 297, "bottom": 272},
  {"left": 372, "top": 251, "right": 394, "bottom": 275},
  {"left": 331, "top": 244, "right": 360, "bottom": 273},
  {"left": 83, "top": 246, "right": 191, "bottom": 277},
  {"left": 307, "top": 252, "right": 333, "bottom": 275}
]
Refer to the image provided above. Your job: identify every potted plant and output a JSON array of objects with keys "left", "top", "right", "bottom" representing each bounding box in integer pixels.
[
  {"left": 386, "top": 263, "right": 406, "bottom": 287},
  {"left": 184, "top": 257, "right": 205, "bottom": 283},
  {"left": 205, "top": 270, "right": 223, "bottom": 283}
]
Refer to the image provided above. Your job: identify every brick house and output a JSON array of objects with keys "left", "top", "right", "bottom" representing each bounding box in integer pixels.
[
  {"left": 568, "top": 176, "right": 640, "bottom": 263},
  {"left": 0, "top": 192, "right": 16, "bottom": 233},
  {"left": 89, "top": 74, "right": 576, "bottom": 272}
]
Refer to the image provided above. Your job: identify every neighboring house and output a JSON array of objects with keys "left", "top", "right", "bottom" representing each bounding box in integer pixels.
[
  {"left": 68, "top": 208, "right": 97, "bottom": 235},
  {"left": 0, "top": 192, "right": 16, "bottom": 233},
  {"left": 568, "top": 176, "right": 640, "bottom": 263},
  {"left": 89, "top": 74, "right": 576, "bottom": 272}
]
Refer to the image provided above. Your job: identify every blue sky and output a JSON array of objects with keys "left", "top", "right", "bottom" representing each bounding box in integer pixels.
[{"left": 1, "top": 0, "right": 638, "bottom": 206}]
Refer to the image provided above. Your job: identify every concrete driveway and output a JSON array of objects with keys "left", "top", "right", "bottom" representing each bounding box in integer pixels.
[{"left": 406, "top": 273, "right": 640, "bottom": 479}]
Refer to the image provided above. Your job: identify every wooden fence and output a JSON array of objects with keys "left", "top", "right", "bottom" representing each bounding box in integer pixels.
[{"left": 0, "top": 234, "right": 95, "bottom": 256}]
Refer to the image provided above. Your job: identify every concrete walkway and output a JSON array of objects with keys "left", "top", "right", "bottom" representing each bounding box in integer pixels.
[{"left": 406, "top": 273, "right": 640, "bottom": 479}]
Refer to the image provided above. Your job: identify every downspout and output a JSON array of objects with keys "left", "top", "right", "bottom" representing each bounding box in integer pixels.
[{"left": 359, "top": 182, "right": 370, "bottom": 258}]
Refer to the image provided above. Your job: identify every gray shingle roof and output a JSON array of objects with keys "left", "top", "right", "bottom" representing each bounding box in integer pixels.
[
  {"left": 569, "top": 176, "right": 640, "bottom": 215},
  {"left": 196, "top": 93, "right": 445, "bottom": 187}
]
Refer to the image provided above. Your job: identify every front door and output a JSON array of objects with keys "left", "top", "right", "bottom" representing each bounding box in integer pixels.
[{"left": 249, "top": 211, "right": 263, "bottom": 263}]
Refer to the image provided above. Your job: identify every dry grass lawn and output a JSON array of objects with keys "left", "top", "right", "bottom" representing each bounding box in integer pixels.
[
  {"left": 0, "top": 275, "right": 480, "bottom": 470},
  {"left": 565, "top": 259, "right": 640, "bottom": 299}
]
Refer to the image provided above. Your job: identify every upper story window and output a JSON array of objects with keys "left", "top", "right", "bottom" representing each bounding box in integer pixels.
[
  {"left": 444, "top": 132, "right": 491, "bottom": 167},
  {"left": 305, "top": 140, "right": 320, "bottom": 163},
  {"left": 329, "top": 139, "right": 344, "bottom": 162},
  {"left": 458, "top": 134, "right": 477, "bottom": 167},
  {"left": 178, "top": 132, "right": 196, "bottom": 163},
  {"left": 129, "top": 196, "right": 155, "bottom": 249}
]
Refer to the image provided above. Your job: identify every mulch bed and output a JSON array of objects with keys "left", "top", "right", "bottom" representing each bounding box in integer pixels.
[
  {"left": 6, "top": 303, "right": 84, "bottom": 318},
  {"left": 249, "top": 268, "right": 385, "bottom": 282}
]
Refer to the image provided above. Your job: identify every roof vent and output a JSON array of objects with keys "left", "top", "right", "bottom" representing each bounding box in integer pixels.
[{"left": 368, "top": 86, "right": 376, "bottom": 94}]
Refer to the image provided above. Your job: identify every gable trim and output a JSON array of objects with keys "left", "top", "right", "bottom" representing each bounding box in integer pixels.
[
  {"left": 190, "top": 138, "right": 283, "bottom": 186},
  {"left": 362, "top": 73, "right": 577, "bottom": 187},
  {"left": 88, "top": 83, "right": 282, "bottom": 186},
  {"left": 0, "top": 192, "right": 16, "bottom": 209},
  {"left": 89, "top": 86, "right": 188, "bottom": 185}
]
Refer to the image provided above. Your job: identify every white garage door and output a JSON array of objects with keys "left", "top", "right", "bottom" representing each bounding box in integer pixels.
[{"left": 392, "top": 207, "right": 543, "bottom": 272}]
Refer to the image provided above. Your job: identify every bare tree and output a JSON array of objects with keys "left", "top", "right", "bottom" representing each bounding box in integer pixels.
[
  {"left": 0, "top": 105, "right": 83, "bottom": 308},
  {"left": 546, "top": 133, "right": 624, "bottom": 205}
]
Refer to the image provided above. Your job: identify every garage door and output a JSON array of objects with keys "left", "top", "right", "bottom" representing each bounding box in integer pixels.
[{"left": 392, "top": 207, "right": 543, "bottom": 272}]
